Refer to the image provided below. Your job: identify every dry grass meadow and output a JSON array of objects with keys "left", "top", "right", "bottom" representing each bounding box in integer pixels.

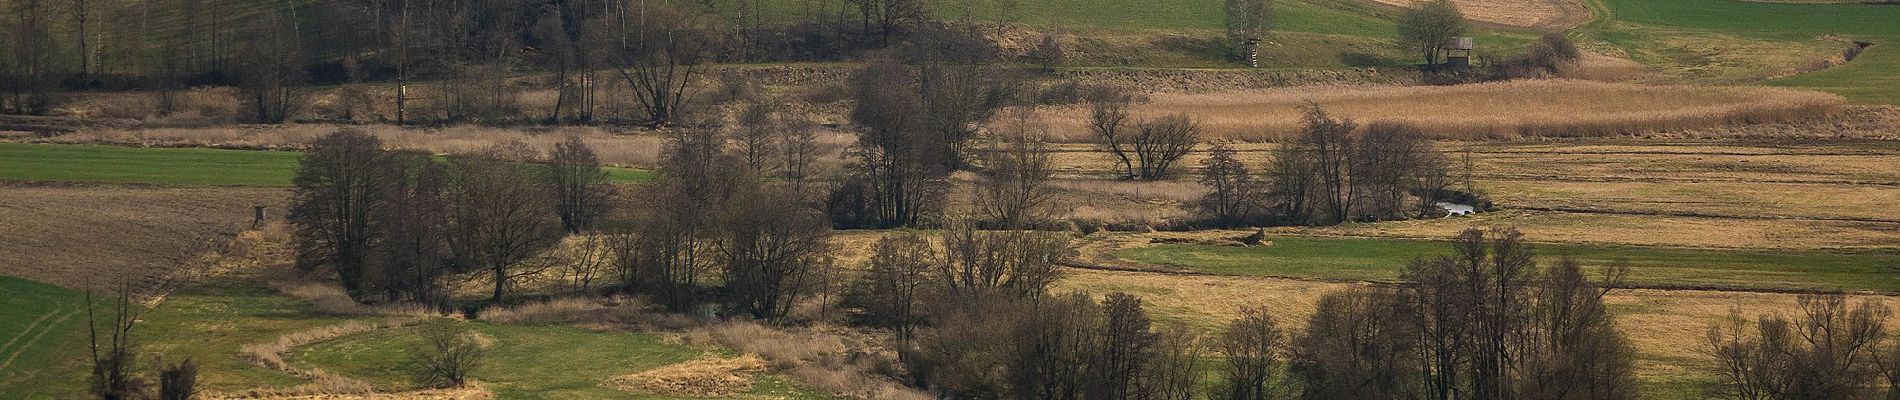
[
  {"left": 1036, "top": 80, "right": 1845, "bottom": 141},
  {"left": 1054, "top": 267, "right": 1900, "bottom": 396},
  {"left": 1038, "top": 138, "right": 1900, "bottom": 250}
]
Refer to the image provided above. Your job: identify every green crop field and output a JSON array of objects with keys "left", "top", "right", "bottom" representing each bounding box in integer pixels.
[
  {"left": 1589, "top": 0, "right": 1900, "bottom": 103},
  {"left": 1117, "top": 236, "right": 1900, "bottom": 292},
  {"left": 0, "top": 143, "right": 652, "bottom": 186},
  {"left": 0, "top": 143, "right": 303, "bottom": 186},
  {"left": 0, "top": 277, "right": 93, "bottom": 400}
]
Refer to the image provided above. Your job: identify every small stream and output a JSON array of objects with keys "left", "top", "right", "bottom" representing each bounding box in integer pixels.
[{"left": 1436, "top": 202, "right": 1476, "bottom": 217}]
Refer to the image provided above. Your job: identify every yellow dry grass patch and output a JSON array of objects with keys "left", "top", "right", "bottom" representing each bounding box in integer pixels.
[
  {"left": 1482, "top": 179, "right": 1900, "bottom": 221},
  {"left": 1039, "top": 139, "right": 1900, "bottom": 249},
  {"left": 215, "top": 382, "right": 494, "bottom": 400},
  {"left": 1369, "top": 0, "right": 1591, "bottom": 30},
  {"left": 1059, "top": 268, "right": 1900, "bottom": 388},
  {"left": 603, "top": 354, "right": 769, "bottom": 397},
  {"left": 1037, "top": 80, "right": 1843, "bottom": 141},
  {"left": 1056, "top": 269, "right": 1345, "bottom": 330}
]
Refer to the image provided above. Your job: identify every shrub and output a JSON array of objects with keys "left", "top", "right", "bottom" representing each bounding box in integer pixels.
[
  {"left": 158, "top": 358, "right": 199, "bottom": 400},
  {"left": 410, "top": 324, "right": 487, "bottom": 388},
  {"left": 1707, "top": 293, "right": 1892, "bottom": 399}
]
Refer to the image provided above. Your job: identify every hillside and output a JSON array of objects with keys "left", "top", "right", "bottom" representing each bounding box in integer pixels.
[{"left": 1583, "top": 0, "right": 1900, "bottom": 102}]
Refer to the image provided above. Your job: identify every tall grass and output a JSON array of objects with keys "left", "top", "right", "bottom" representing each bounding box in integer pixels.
[
  {"left": 236, "top": 319, "right": 426, "bottom": 396},
  {"left": 1036, "top": 80, "right": 1845, "bottom": 141},
  {"left": 684, "top": 322, "right": 928, "bottom": 400}
]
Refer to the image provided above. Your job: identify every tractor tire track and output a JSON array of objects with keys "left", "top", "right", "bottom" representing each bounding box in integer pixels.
[
  {"left": 0, "top": 305, "right": 64, "bottom": 360},
  {"left": 0, "top": 307, "right": 79, "bottom": 373}
]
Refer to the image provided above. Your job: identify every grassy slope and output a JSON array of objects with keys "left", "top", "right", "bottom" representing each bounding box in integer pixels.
[
  {"left": 0, "top": 277, "right": 92, "bottom": 400},
  {"left": 293, "top": 321, "right": 828, "bottom": 399},
  {"left": 135, "top": 281, "right": 368, "bottom": 392},
  {"left": 0, "top": 143, "right": 652, "bottom": 186},
  {"left": 732, "top": 0, "right": 1533, "bottom": 68},
  {"left": 1118, "top": 236, "right": 1900, "bottom": 292},
  {"left": 1589, "top": 0, "right": 1900, "bottom": 102},
  {"left": 128, "top": 279, "right": 830, "bottom": 399}
]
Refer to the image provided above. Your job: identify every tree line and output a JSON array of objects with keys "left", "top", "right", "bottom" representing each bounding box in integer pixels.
[{"left": 0, "top": 0, "right": 1296, "bottom": 122}]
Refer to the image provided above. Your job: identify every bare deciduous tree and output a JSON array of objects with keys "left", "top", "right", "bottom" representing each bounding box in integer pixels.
[
  {"left": 736, "top": 102, "right": 780, "bottom": 173},
  {"left": 545, "top": 136, "right": 613, "bottom": 233},
  {"left": 630, "top": 128, "right": 743, "bottom": 311},
  {"left": 1268, "top": 104, "right": 1449, "bottom": 225},
  {"left": 289, "top": 130, "right": 391, "bottom": 300},
  {"left": 86, "top": 281, "right": 146, "bottom": 400},
  {"left": 976, "top": 107, "right": 1055, "bottom": 229},
  {"left": 410, "top": 324, "right": 485, "bottom": 389},
  {"left": 1087, "top": 292, "right": 1158, "bottom": 400},
  {"left": 721, "top": 182, "right": 834, "bottom": 321},
  {"left": 937, "top": 224, "right": 1068, "bottom": 298},
  {"left": 844, "top": 233, "right": 936, "bottom": 345},
  {"left": 1097, "top": 107, "right": 1200, "bottom": 181},
  {"left": 831, "top": 55, "right": 944, "bottom": 228},
  {"left": 375, "top": 153, "right": 451, "bottom": 305},
  {"left": 1291, "top": 287, "right": 1420, "bottom": 399},
  {"left": 235, "top": 7, "right": 306, "bottom": 123},
  {"left": 1194, "top": 143, "right": 1264, "bottom": 226},
  {"left": 445, "top": 143, "right": 564, "bottom": 303},
  {"left": 1148, "top": 324, "right": 1205, "bottom": 400},
  {"left": 611, "top": 1, "right": 717, "bottom": 127},
  {"left": 1398, "top": 0, "right": 1468, "bottom": 66},
  {"left": 1708, "top": 293, "right": 1891, "bottom": 400},
  {"left": 1220, "top": 306, "right": 1287, "bottom": 400}
]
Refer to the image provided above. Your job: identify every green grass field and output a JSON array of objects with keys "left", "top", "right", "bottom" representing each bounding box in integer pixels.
[
  {"left": 293, "top": 321, "right": 830, "bottom": 399},
  {"left": 0, "top": 143, "right": 652, "bottom": 186},
  {"left": 726, "top": 0, "right": 1534, "bottom": 68},
  {"left": 121, "top": 278, "right": 832, "bottom": 398},
  {"left": 1117, "top": 236, "right": 1900, "bottom": 292},
  {"left": 133, "top": 281, "right": 370, "bottom": 392},
  {"left": 0, "top": 277, "right": 93, "bottom": 400},
  {"left": 1590, "top": 0, "right": 1900, "bottom": 102}
]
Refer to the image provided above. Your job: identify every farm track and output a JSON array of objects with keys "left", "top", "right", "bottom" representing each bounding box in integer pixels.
[{"left": 0, "top": 307, "right": 78, "bottom": 373}]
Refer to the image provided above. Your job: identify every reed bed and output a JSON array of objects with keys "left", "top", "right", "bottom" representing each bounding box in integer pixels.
[{"left": 1036, "top": 80, "right": 1844, "bottom": 142}]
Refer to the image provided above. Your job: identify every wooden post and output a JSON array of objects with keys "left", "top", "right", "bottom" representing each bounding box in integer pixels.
[{"left": 1245, "top": 38, "right": 1263, "bottom": 68}]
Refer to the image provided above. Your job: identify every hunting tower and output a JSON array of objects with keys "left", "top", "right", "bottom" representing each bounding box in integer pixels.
[{"left": 1446, "top": 36, "right": 1474, "bottom": 67}]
